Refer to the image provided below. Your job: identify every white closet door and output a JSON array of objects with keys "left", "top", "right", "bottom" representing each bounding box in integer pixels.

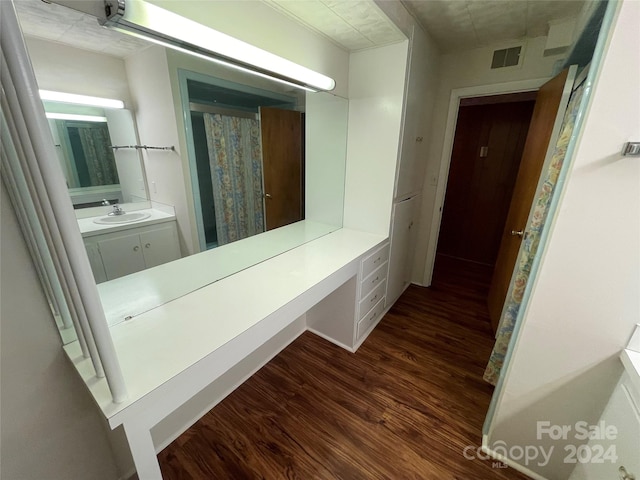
[{"left": 386, "top": 195, "right": 419, "bottom": 305}]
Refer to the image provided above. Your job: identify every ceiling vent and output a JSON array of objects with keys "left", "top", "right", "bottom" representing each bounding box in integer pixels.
[{"left": 491, "top": 46, "right": 522, "bottom": 69}]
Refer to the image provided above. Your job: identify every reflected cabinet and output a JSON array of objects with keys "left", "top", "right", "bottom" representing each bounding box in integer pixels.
[{"left": 84, "top": 221, "right": 180, "bottom": 283}]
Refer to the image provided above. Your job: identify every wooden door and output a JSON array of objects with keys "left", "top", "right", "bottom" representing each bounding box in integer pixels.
[
  {"left": 487, "top": 68, "right": 575, "bottom": 331},
  {"left": 437, "top": 99, "right": 535, "bottom": 265},
  {"left": 260, "top": 107, "right": 304, "bottom": 231}
]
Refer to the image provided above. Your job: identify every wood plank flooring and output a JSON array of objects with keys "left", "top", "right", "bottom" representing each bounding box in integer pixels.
[{"left": 158, "top": 255, "right": 529, "bottom": 479}]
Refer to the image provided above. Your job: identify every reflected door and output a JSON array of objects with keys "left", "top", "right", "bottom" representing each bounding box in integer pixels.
[{"left": 260, "top": 107, "right": 304, "bottom": 231}]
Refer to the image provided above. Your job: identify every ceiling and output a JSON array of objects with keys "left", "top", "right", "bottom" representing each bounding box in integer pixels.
[
  {"left": 401, "top": 0, "right": 585, "bottom": 52},
  {"left": 264, "top": 0, "right": 405, "bottom": 51},
  {"left": 14, "top": 0, "right": 150, "bottom": 57},
  {"left": 14, "top": 0, "right": 586, "bottom": 58}
]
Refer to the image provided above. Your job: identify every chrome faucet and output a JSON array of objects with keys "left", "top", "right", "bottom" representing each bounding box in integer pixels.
[
  {"left": 108, "top": 204, "right": 126, "bottom": 216},
  {"left": 101, "top": 199, "right": 110, "bottom": 206}
]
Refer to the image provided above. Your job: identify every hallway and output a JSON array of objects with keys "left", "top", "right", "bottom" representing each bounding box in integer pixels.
[{"left": 158, "top": 258, "right": 528, "bottom": 479}]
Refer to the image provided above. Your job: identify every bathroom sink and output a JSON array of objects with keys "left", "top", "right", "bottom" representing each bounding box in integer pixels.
[{"left": 93, "top": 212, "right": 151, "bottom": 225}]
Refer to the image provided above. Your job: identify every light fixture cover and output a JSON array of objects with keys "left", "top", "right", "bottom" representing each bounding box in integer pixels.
[
  {"left": 45, "top": 112, "right": 109, "bottom": 122},
  {"left": 39, "top": 90, "right": 125, "bottom": 109},
  {"left": 100, "top": 0, "right": 336, "bottom": 92}
]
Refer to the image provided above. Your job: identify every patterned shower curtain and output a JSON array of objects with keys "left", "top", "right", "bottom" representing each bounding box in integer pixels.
[
  {"left": 203, "top": 113, "right": 265, "bottom": 246},
  {"left": 71, "top": 122, "right": 119, "bottom": 186},
  {"left": 484, "top": 80, "right": 586, "bottom": 385}
]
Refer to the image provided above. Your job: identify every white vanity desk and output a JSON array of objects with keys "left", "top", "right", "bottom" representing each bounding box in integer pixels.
[{"left": 63, "top": 227, "right": 389, "bottom": 479}]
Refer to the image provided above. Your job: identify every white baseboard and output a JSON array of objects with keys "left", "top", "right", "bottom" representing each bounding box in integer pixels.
[
  {"left": 481, "top": 434, "right": 548, "bottom": 480},
  {"left": 307, "top": 326, "right": 355, "bottom": 352}
]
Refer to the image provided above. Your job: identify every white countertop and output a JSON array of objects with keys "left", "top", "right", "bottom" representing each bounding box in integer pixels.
[
  {"left": 97, "top": 220, "right": 340, "bottom": 326},
  {"left": 64, "top": 228, "right": 387, "bottom": 426},
  {"left": 77, "top": 208, "right": 175, "bottom": 238}
]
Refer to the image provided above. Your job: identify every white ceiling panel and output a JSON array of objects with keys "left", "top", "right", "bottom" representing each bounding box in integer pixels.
[
  {"left": 14, "top": 0, "right": 150, "bottom": 58},
  {"left": 402, "top": 0, "right": 586, "bottom": 53},
  {"left": 265, "top": 0, "right": 406, "bottom": 51}
]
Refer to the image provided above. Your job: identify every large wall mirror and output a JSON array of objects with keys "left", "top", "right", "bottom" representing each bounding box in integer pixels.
[
  {"left": 15, "top": 0, "right": 348, "bottom": 343},
  {"left": 44, "top": 101, "right": 149, "bottom": 208}
]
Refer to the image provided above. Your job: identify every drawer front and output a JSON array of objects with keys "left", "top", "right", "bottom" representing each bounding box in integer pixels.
[
  {"left": 362, "top": 243, "right": 390, "bottom": 279},
  {"left": 357, "top": 297, "right": 385, "bottom": 339},
  {"left": 361, "top": 261, "right": 387, "bottom": 298},
  {"left": 359, "top": 280, "right": 386, "bottom": 320}
]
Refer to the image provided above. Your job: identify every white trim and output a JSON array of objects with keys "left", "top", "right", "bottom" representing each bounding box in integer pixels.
[
  {"left": 421, "top": 77, "right": 550, "bottom": 287},
  {"left": 481, "top": 434, "right": 549, "bottom": 480}
]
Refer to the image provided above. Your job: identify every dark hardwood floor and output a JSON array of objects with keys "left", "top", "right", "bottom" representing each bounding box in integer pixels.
[{"left": 158, "top": 255, "right": 529, "bottom": 479}]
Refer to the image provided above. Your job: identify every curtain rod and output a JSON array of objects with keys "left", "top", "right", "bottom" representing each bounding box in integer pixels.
[{"left": 110, "top": 144, "right": 175, "bottom": 151}]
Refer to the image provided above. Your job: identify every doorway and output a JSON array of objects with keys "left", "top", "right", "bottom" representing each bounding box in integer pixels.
[
  {"left": 179, "top": 71, "right": 304, "bottom": 252},
  {"left": 433, "top": 93, "right": 536, "bottom": 297}
]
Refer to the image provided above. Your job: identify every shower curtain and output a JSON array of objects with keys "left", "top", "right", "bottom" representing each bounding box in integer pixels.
[
  {"left": 483, "top": 80, "right": 586, "bottom": 385},
  {"left": 72, "top": 122, "right": 119, "bottom": 186},
  {"left": 203, "top": 113, "right": 265, "bottom": 246}
]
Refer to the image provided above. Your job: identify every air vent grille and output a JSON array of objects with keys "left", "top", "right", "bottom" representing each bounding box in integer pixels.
[{"left": 491, "top": 46, "right": 522, "bottom": 69}]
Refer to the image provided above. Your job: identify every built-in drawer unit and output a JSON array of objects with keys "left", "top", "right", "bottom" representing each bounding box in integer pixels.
[
  {"left": 357, "top": 297, "right": 385, "bottom": 339},
  {"left": 355, "top": 242, "right": 390, "bottom": 343},
  {"left": 361, "top": 243, "right": 390, "bottom": 279},
  {"left": 361, "top": 262, "right": 387, "bottom": 297},
  {"left": 359, "top": 280, "right": 386, "bottom": 320}
]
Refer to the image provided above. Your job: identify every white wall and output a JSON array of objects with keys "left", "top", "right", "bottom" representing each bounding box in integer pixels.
[
  {"left": 25, "top": 37, "right": 132, "bottom": 106},
  {"left": 411, "top": 35, "right": 568, "bottom": 284},
  {"left": 105, "top": 109, "right": 148, "bottom": 203},
  {"left": 305, "top": 91, "right": 349, "bottom": 227},
  {"left": 486, "top": 1, "right": 639, "bottom": 478},
  {"left": 125, "top": 46, "right": 195, "bottom": 256},
  {"left": 343, "top": 41, "right": 409, "bottom": 236},
  {"left": 0, "top": 186, "right": 121, "bottom": 480}
]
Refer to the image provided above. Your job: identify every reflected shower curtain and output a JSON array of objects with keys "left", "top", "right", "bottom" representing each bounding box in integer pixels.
[
  {"left": 74, "top": 123, "right": 119, "bottom": 186},
  {"left": 484, "top": 81, "right": 586, "bottom": 385},
  {"left": 203, "top": 113, "right": 264, "bottom": 246}
]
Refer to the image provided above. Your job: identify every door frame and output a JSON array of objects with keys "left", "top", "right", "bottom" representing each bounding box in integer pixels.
[{"left": 421, "top": 78, "right": 551, "bottom": 287}]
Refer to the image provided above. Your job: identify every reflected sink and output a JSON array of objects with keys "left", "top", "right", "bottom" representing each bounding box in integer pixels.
[{"left": 93, "top": 212, "right": 151, "bottom": 225}]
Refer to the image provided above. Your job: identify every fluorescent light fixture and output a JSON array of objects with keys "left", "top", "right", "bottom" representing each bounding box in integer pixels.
[
  {"left": 100, "top": 0, "right": 336, "bottom": 92},
  {"left": 39, "top": 90, "right": 125, "bottom": 109},
  {"left": 45, "top": 112, "right": 108, "bottom": 122}
]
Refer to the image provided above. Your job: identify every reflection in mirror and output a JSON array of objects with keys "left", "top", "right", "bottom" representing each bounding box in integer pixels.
[
  {"left": 180, "top": 71, "right": 305, "bottom": 250},
  {"left": 43, "top": 102, "right": 149, "bottom": 208},
  {"left": 15, "top": 0, "right": 347, "bottom": 343}
]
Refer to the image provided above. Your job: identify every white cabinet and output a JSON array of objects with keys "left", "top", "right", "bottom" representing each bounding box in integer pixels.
[
  {"left": 355, "top": 243, "right": 389, "bottom": 344},
  {"left": 306, "top": 241, "right": 390, "bottom": 350},
  {"left": 84, "top": 221, "right": 180, "bottom": 282},
  {"left": 387, "top": 195, "right": 420, "bottom": 305},
  {"left": 569, "top": 371, "right": 640, "bottom": 480},
  {"left": 394, "top": 26, "right": 434, "bottom": 200}
]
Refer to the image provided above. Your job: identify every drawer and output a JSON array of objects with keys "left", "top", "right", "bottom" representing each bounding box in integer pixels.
[
  {"left": 357, "top": 296, "right": 385, "bottom": 339},
  {"left": 359, "top": 280, "right": 386, "bottom": 320},
  {"left": 362, "top": 243, "right": 390, "bottom": 279},
  {"left": 361, "top": 261, "right": 387, "bottom": 298}
]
